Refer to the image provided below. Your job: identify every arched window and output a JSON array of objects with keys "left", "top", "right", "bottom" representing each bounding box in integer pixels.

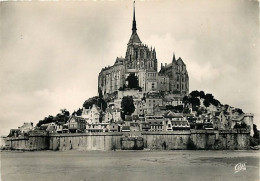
[
  {"left": 140, "top": 49, "right": 144, "bottom": 58},
  {"left": 140, "top": 61, "right": 144, "bottom": 68}
]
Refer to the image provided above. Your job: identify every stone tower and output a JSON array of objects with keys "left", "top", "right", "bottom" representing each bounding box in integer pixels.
[
  {"left": 125, "top": 2, "right": 157, "bottom": 72},
  {"left": 98, "top": 2, "right": 189, "bottom": 95}
]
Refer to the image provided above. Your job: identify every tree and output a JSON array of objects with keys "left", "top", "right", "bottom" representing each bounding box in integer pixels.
[
  {"left": 190, "top": 97, "right": 200, "bottom": 107},
  {"left": 182, "top": 96, "right": 200, "bottom": 107},
  {"left": 126, "top": 73, "right": 139, "bottom": 89},
  {"left": 121, "top": 96, "right": 135, "bottom": 120},
  {"left": 205, "top": 93, "right": 214, "bottom": 101},
  {"left": 211, "top": 99, "right": 220, "bottom": 107},
  {"left": 183, "top": 107, "right": 190, "bottom": 114},
  {"left": 203, "top": 99, "right": 210, "bottom": 107},
  {"left": 60, "top": 109, "right": 70, "bottom": 116},
  {"left": 83, "top": 96, "right": 99, "bottom": 109},
  {"left": 55, "top": 109, "right": 70, "bottom": 123},
  {"left": 36, "top": 115, "right": 55, "bottom": 127},
  {"left": 165, "top": 105, "right": 174, "bottom": 110},
  {"left": 83, "top": 95, "right": 107, "bottom": 112},
  {"left": 236, "top": 108, "right": 244, "bottom": 114},
  {"left": 199, "top": 91, "right": 205, "bottom": 98},
  {"left": 173, "top": 105, "right": 184, "bottom": 112},
  {"left": 182, "top": 96, "right": 189, "bottom": 105},
  {"left": 76, "top": 108, "right": 83, "bottom": 116},
  {"left": 190, "top": 90, "right": 200, "bottom": 98}
]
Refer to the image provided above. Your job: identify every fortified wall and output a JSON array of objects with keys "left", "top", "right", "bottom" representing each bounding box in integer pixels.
[
  {"left": 3, "top": 130, "right": 250, "bottom": 151},
  {"left": 3, "top": 132, "right": 49, "bottom": 151}
]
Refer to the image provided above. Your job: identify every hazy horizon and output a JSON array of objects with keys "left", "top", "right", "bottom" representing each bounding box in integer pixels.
[{"left": 1, "top": 0, "right": 259, "bottom": 135}]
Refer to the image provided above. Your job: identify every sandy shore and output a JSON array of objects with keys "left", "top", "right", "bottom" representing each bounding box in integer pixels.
[{"left": 1, "top": 150, "right": 259, "bottom": 181}]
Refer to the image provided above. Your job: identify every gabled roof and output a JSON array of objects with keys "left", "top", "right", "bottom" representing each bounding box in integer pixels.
[
  {"left": 128, "top": 32, "right": 142, "bottom": 45},
  {"left": 91, "top": 104, "right": 101, "bottom": 113},
  {"left": 165, "top": 63, "right": 173, "bottom": 69},
  {"left": 164, "top": 111, "right": 184, "bottom": 118},
  {"left": 176, "top": 57, "right": 185, "bottom": 65}
]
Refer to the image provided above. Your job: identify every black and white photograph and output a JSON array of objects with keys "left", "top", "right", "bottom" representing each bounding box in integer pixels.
[{"left": 0, "top": 0, "right": 259, "bottom": 180}]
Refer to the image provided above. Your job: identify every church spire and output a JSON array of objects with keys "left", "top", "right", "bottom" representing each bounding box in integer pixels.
[
  {"left": 127, "top": 1, "right": 142, "bottom": 45},
  {"left": 172, "top": 52, "right": 176, "bottom": 62},
  {"left": 132, "top": 1, "right": 137, "bottom": 34}
]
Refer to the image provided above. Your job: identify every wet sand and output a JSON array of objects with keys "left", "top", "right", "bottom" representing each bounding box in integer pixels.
[{"left": 1, "top": 150, "right": 259, "bottom": 181}]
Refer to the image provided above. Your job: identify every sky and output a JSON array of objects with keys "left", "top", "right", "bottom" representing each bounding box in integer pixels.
[{"left": 0, "top": 0, "right": 259, "bottom": 136}]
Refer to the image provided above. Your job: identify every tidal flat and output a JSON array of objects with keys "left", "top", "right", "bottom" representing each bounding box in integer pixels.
[{"left": 1, "top": 150, "right": 259, "bottom": 181}]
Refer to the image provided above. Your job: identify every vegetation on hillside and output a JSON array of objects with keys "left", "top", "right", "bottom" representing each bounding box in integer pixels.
[
  {"left": 83, "top": 88, "right": 107, "bottom": 111},
  {"left": 36, "top": 109, "right": 70, "bottom": 127},
  {"left": 183, "top": 90, "right": 221, "bottom": 108},
  {"left": 121, "top": 96, "right": 135, "bottom": 120}
]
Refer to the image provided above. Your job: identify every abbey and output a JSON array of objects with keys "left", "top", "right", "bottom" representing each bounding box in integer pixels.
[{"left": 98, "top": 3, "right": 189, "bottom": 96}]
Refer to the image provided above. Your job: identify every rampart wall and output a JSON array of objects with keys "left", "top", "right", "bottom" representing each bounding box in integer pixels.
[{"left": 3, "top": 130, "right": 250, "bottom": 151}]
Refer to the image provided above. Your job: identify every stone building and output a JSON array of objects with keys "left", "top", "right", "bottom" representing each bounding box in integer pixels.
[
  {"left": 68, "top": 116, "right": 86, "bottom": 133},
  {"left": 81, "top": 104, "right": 101, "bottom": 124},
  {"left": 18, "top": 122, "right": 33, "bottom": 134},
  {"left": 158, "top": 55, "right": 189, "bottom": 95},
  {"left": 98, "top": 3, "right": 189, "bottom": 95}
]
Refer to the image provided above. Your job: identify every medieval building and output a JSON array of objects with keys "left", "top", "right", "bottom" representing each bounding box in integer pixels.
[{"left": 98, "top": 2, "right": 189, "bottom": 95}]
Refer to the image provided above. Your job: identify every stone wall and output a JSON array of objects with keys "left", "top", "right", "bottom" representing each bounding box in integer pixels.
[
  {"left": 121, "top": 137, "right": 144, "bottom": 150},
  {"left": 49, "top": 132, "right": 123, "bottom": 151},
  {"left": 191, "top": 130, "right": 250, "bottom": 150},
  {"left": 142, "top": 131, "right": 191, "bottom": 150},
  {"left": 2, "top": 130, "right": 250, "bottom": 151},
  {"left": 4, "top": 135, "right": 49, "bottom": 151}
]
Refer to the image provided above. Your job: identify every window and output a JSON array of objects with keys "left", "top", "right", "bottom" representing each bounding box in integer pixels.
[{"left": 140, "top": 49, "right": 144, "bottom": 58}]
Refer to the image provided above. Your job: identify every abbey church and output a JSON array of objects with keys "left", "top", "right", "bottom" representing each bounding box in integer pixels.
[{"left": 98, "top": 3, "right": 189, "bottom": 96}]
